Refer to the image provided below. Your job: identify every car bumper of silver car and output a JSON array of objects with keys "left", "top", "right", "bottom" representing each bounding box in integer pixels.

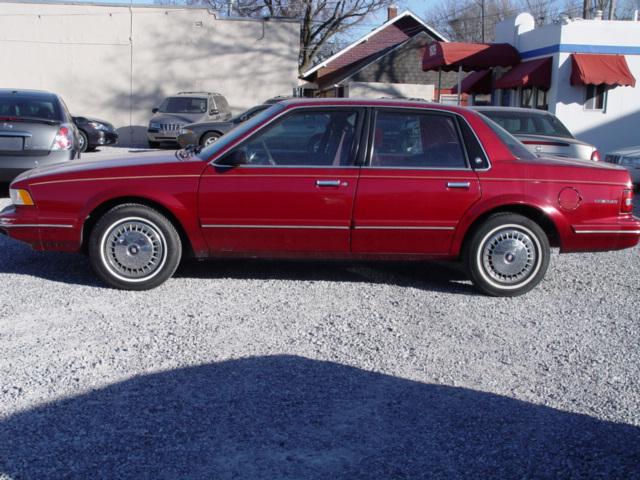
[{"left": 0, "top": 150, "right": 75, "bottom": 183}]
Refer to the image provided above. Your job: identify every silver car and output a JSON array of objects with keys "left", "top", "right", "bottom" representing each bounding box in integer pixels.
[
  {"left": 604, "top": 146, "right": 640, "bottom": 185},
  {"left": 473, "top": 107, "right": 600, "bottom": 161},
  {"left": 147, "top": 92, "right": 231, "bottom": 148}
]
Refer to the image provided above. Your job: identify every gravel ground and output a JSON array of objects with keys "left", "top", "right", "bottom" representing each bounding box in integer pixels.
[{"left": 0, "top": 152, "right": 639, "bottom": 479}]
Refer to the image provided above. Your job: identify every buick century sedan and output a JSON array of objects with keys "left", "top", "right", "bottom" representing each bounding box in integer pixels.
[{"left": 1, "top": 99, "right": 638, "bottom": 296}]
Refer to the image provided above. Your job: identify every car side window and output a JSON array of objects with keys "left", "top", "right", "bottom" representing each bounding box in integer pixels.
[
  {"left": 233, "top": 109, "right": 360, "bottom": 167},
  {"left": 370, "top": 111, "right": 467, "bottom": 168}
]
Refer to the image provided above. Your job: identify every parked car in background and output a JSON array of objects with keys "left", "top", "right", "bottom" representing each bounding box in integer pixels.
[
  {"left": 605, "top": 146, "right": 640, "bottom": 185},
  {"left": 177, "top": 104, "right": 271, "bottom": 148},
  {"left": 0, "top": 89, "right": 80, "bottom": 182},
  {"left": 473, "top": 107, "right": 600, "bottom": 161},
  {"left": 73, "top": 116, "right": 118, "bottom": 152},
  {"left": 2, "top": 99, "right": 637, "bottom": 296},
  {"left": 147, "top": 92, "right": 231, "bottom": 148}
]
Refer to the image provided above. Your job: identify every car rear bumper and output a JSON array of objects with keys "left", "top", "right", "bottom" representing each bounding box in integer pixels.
[
  {"left": 564, "top": 216, "right": 640, "bottom": 252},
  {"left": 0, "top": 150, "right": 74, "bottom": 182}
]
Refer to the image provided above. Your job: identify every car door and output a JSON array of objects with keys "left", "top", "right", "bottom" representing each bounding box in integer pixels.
[
  {"left": 198, "top": 107, "right": 364, "bottom": 255},
  {"left": 352, "top": 108, "right": 483, "bottom": 256}
]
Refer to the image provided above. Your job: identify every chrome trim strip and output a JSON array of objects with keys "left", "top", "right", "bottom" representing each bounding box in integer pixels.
[
  {"left": 574, "top": 229, "right": 640, "bottom": 234},
  {"left": 354, "top": 226, "right": 455, "bottom": 230},
  {"left": 0, "top": 223, "right": 74, "bottom": 229},
  {"left": 31, "top": 175, "right": 201, "bottom": 187},
  {"left": 201, "top": 224, "right": 349, "bottom": 230}
]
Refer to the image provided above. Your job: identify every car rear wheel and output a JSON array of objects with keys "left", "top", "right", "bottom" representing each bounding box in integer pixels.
[
  {"left": 78, "top": 130, "right": 89, "bottom": 153},
  {"left": 465, "top": 213, "right": 550, "bottom": 297},
  {"left": 200, "top": 132, "right": 221, "bottom": 147},
  {"left": 89, "top": 204, "right": 182, "bottom": 290}
]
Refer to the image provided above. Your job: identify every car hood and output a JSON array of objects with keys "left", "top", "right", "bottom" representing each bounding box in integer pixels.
[
  {"left": 14, "top": 149, "right": 203, "bottom": 183},
  {"left": 150, "top": 113, "right": 203, "bottom": 125},
  {"left": 607, "top": 146, "right": 640, "bottom": 157}
]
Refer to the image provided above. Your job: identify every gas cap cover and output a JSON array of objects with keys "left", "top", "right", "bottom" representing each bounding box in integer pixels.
[{"left": 558, "top": 187, "right": 582, "bottom": 211}]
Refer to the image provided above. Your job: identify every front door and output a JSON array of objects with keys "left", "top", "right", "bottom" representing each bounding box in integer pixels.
[
  {"left": 352, "top": 108, "right": 482, "bottom": 257},
  {"left": 198, "top": 108, "right": 363, "bottom": 255}
]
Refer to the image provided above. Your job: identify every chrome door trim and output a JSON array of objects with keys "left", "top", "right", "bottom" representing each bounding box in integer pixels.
[
  {"left": 574, "top": 229, "right": 640, "bottom": 234},
  {"left": 201, "top": 224, "right": 349, "bottom": 230},
  {"left": 353, "top": 225, "right": 455, "bottom": 230}
]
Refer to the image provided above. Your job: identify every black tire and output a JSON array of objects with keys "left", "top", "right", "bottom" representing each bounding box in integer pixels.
[
  {"left": 148, "top": 140, "right": 161, "bottom": 149},
  {"left": 200, "top": 132, "right": 221, "bottom": 147},
  {"left": 465, "top": 213, "right": 550, "bottom": 297},
  {"left": 78, "top": 130, "right": 89, "bottom": 153},
  {"left": 88, "top": 204, "right": 182, "bottom": 290}
]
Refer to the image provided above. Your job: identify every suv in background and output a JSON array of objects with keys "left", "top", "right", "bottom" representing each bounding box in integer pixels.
[
  {"left": 147, "top": 92, "right": 231, "bottom": 148},
  {"left": 0, "top": 89, "right": 80, "bottom": 182},
  {"left": 473, "top": 107, "right": 600, "bottom": 162}
]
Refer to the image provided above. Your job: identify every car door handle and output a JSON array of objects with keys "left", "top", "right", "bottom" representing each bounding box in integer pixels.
[
  {"left": 447, "top": 182, "right": 471, "bottom": 189},
  {"left": 316, "top": 180, "right": 341, "bottom": 187}
]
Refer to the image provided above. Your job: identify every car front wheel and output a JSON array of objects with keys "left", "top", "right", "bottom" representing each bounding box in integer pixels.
[
  {"left": 89, "top": 204, "right": 182, "bottom": 290},
  {"left": 466, "top": 213, "right": 550, "bottom": 297}
]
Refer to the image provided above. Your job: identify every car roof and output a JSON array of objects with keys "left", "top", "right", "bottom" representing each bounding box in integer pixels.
[
  {"left": 276, "top": 97, "right": 468, "bottom": 114},
  {"left": 471, "top": 106, "right": 553, "bottom": 116},
  {"left": 0, "top": 88, "right": 58, "bottom": 99},
  {"left": 175, "top": 92, "right": 220, "bottom": 97}
]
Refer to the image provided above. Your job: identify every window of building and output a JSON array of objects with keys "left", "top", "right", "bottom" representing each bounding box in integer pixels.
[
  {"left": 370, "top": 111, "right": 467, "bottom": 168},
  {"left": 585, "top": 84, "right": 607, "bottom": 111},
  {"left": 519, "top": 87, "right": 548, "bottom": 110}
]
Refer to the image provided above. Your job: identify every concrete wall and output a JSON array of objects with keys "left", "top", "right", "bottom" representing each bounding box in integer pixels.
[
  {"left": 347, "top": 82, "right": 434, "bottom": 101},
  {"left": 0, "top": 2, "right": 300, "bottom": 146},
  {"left": 496, "top": 17, "right": 640, "bottom": 154}
]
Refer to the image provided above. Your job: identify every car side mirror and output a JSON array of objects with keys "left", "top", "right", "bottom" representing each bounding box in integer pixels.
[
  {"left": 152, "top": 107, "right": 159, "bottom": 113},
  {"left": 216, "top": 150, "right": 248, "bottom": 167}
]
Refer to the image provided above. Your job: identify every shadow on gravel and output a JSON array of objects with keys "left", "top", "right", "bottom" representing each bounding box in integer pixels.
[{"left": 1, "top": 356, "right": 638, "bottom": 479}]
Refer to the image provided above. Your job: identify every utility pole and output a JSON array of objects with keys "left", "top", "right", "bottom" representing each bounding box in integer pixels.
[{"left": 481, "top": 0, "right": 485, "bottom": 42}]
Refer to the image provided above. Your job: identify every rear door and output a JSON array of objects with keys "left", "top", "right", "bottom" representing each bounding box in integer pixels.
[
  {"left": 198, "top": 107, "right": 364, "bottom": 255},
  {"left": 352, "top": 108, "right": 482, "bottom": 256}
]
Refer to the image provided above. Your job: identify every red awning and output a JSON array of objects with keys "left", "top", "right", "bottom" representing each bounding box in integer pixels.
[
  {"left": 452, "top": 69, "right": 492, "bottom": 94},
  {"left": 570, "top": 53, "right": 636, "bottom": 87},
  {"left": 495, "top": 57, "right": 552, "bottom": 90},
  {"left": 422, "top": 42, "right": 520, "bottom": 72}
]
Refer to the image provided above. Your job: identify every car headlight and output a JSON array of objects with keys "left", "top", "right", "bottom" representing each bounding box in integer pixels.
[
  {"left": 149, "top": 122, "right": 161, "bottom": 130},
  {"left": 10, "top": 188, "right": 35, "bottom": 206},
  {"left": 87, "top": 121, "right": 111, "bottom": 131},
  {"left": 179, "top": 128, "right": 194, "bottom": 135}
]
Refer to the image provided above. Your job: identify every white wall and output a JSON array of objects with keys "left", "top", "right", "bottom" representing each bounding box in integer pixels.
[
  {"left": 496, "top": 17, "right": 640, "bottom": 154},
  {"left": 0, "top": 2, "right": 300, "bottom": 145},
  {"left": 347, "top": 82, "right": 434, "bottom": 101}
]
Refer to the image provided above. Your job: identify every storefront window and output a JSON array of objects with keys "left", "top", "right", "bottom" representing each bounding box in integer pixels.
[{"left": 585, "top": 84, "right": 607, "bottom": 110}]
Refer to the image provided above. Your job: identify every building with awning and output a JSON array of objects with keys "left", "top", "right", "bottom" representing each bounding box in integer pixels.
[{"left": 483, "top": 12, "right": 640, "bottom": 155}]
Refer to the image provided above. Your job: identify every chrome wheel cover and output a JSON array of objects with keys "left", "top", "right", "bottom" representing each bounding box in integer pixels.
[
  {"left": 481, "top": 227, "right": 537, "bottom": 285},
  {"left": 204, "top": 135, "right": 219, "bottom": 146},
  {"left": 100, "top": 218, "right": 167, "bottom": 282}
]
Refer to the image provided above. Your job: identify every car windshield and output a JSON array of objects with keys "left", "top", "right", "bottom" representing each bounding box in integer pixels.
[
  {"left": 479, "top": 115, "right": 538, "bottom": 160},
  {"left": 196, "top": 103, "right": 286, "bottom": 161},
  {"left": 480, "top": 110, "right": 573, "bottom": 139},
  {"left": 0, "top": 94, "right": 62, "bottom": 121},
  {"left": 159, "top": 97, "right": 207, "bottom": 114}
]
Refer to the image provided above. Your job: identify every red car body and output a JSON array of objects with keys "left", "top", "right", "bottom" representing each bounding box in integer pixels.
[{"left": 1, "top": 99, "right": 638, "bottom": 295}]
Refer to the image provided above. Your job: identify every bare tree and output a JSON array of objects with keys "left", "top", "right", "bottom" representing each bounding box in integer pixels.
[{"left": 160, "top": 0, "right": 394, "bottom": 73}]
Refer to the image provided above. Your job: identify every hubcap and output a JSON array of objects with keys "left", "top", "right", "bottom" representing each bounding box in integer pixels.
[
  {"left": 481, "top": 228, "right": 537, "bottom": 285},
  {"left": 204, "top": 135, "right": 219, "bottom": 146},
  {"left": 102, "top": 219, "right": 165, "bottom": 280}
]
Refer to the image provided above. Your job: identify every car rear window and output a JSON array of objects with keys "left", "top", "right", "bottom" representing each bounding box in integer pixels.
[
  {"left": 0, "top": 94, "right": 63, "bottom": 121},
  {"left": 481, "top": 110, "right": 573, "bottom": 138},
  {"left": 479, "top": 115, "right": 537, "bottom": 160},
  {"left": 160, "top": 97, "right": 207, "bottom": 114}
]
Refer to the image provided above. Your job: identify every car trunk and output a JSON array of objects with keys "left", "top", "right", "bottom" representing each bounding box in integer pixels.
[{"left": 0, "top": 119, "right": 60, "bottom": 157}]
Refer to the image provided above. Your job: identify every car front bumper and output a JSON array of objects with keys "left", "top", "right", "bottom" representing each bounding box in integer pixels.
[
  {"left": 88, "top": 130, "right": 118, "bottom": 147},
  {"left": 147, "top": 130, "right": 180, "bottom": 143},
  {"left": 0, "top": 150, "right": 75, "bottom": 183}
]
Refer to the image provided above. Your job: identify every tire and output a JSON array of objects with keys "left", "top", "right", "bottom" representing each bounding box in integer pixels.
[
  {"left": 78, "top": 130, "right": 89, "bottom": 153},
  {"left": 465, "top": 213, "right": 550, "bottom": 297},
  {"left": 148, "top": 140, "right": 161, "bottom": 149},
  {"left": 88, "top": 204, "right": 182, "bottom": 290},
  {"left": 200, "top": 132, "right": 221, "bottom": 147}
]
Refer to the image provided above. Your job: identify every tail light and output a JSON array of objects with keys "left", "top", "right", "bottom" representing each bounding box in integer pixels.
[
  {"left": 621, "top": 189, "right": 634, "bottom": 214},
  {"left": 591, "top": 149, "right": 601, "bottom": 162},
  {"left": 51, "top": 124, "right": 74, "bottom": 151}
]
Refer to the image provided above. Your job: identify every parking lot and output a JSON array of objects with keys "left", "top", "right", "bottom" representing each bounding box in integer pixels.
[{"left": 0, "top": 148, "right": 639, "bottom": 478}]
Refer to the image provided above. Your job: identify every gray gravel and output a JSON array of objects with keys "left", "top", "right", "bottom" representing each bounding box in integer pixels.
[{"left": 0, "top": 166, "right": 639, "bottom": 478}]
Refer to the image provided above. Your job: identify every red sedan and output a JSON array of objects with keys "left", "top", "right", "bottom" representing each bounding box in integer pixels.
[{"left": 1, "top": 99, "right": 638, "bottom": 296}]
